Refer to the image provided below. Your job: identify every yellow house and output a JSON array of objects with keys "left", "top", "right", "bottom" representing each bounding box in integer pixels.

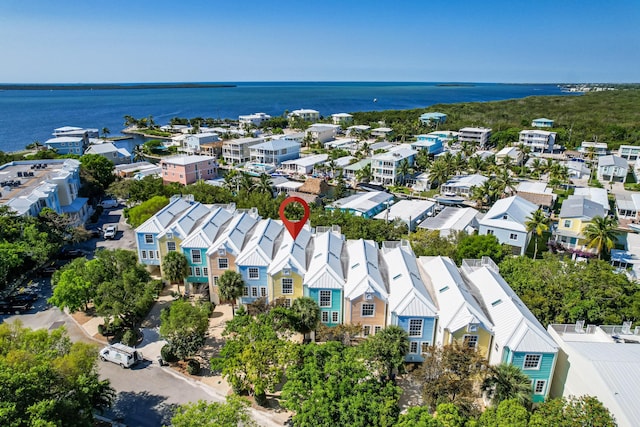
[
  {"left": 344, "top": 239, "right": 389, "bottom": 337},
  {"left": 267, "top": 226, "right": 312, "bottom": 307},
  {"left": 418, "top": 256, "right": 494, "bottom": 359},
  {"left": 554, "top": 196, "right": 605, "bottom": 250}
]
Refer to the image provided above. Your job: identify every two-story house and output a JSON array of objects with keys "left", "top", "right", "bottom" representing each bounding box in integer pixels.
[
  {"left": 479, "top": 195, "right": 538, "bottom": 256},
  {"left": 597, "top": 155, "right": 629, "bottom": 183},
  {"left": 222, "top": 137, "right": 266, "bottom": 165},
  {"left": 331, "top": 113, "right": 353, "bottom": 125},
  {"left": 458, "top": 127, "right": 492, "bottom": 147},
  {"left": 288, "top": 109, "right": 320, "bottom": 123},
  {"left": 180, "top": 205, "right": 235, "bottom": 295},
  {"left": 304, "top": 226, "right": 346, "bottom": 327},
  {"left": 371, "top": 145, "right": 418, "bottom": 185},
  {"left": 44, "top": 136, "right": 86, "bottom": 155},
  {"left": 160, "top": 155, "right": 217, "bottom": 185},
  {"left": 462, "top": 257, "right": 558, "bottom": 403},
  {"left": 183, "top": 132, "right": 220, "bottom": 154},
  {"left": 418, "top": 256, "right": 494, "bottom": 359},
  {"left": 267, "top": 225, "right": 313, "bottom": 307},
  {"left": 554, "top": 195, "right": 605, "bottom": 250},
  {"left": 206, "top": 209, "right": 260, "bottom": 304},
  {"left": 384, "top": 241, "right": 438, "bottom": 362},
  {"left": 249, "top": 139, "right": 301, "bottom": 166},
  {"left": 344, "top": 239, "right": 389, "bottom": 337},
  {"left": 306, "top": 124, "right": 341, "bottom": 144},
  {"left": 531, "top": 118, "right": 554, "bottom": 128},
  {"left": 235, "top": 218, "right": 284, "bottom": 304},
  {"left": 84, "top": 142, "right": 132, "bottom": 165},
  {"left": 410, "top": 134, "right": 444, "bottom": 155},
  {"left": 419, "top": 112, "right": 447, "bottom": 125},
  {"left": 135, "top": 195, "right": 197, "bottom": 268},
  {"left": 239, "top": 112, "right": 271, "bottom": 128}
]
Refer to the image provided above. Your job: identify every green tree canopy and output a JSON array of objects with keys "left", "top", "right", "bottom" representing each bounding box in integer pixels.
[
  {"left": 217, "top": 270, "right": 245, "bottom": 312},
  {"left": 290, "top": 297, "right": 320, "bottom": 338},
  {"left": 162, "top": 250, "right": 189, "bottom": 293},
  {"left": 170, "top": 396, "right": 256, "bottom": 427},
  {"left": 127, "top": 195, "right": 169, "bottom": 227},
  {"left": 528, "top": 396, "right": 617, "bottom": 427},
  {"left": 0, "top": 321, "right": 115, "bottom": 426},
  {"left": 481, "top": 363, "right": 533, "bottom": 408},
  {"left": 49, "top": 257, "right": 95, "bottom": 312},
  {"left": 362, "top": 325, "right": 409, "bottom": 380},
  {"left": 160, "top": 299, "right": 210, "bottom": 360},
  {"left": 80, "top": 153, "right": 116, "bottom": 191}
]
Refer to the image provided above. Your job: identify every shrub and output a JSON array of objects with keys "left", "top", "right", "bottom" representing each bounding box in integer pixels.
[
  {"left": 161, "top": 344, "right": 178, "bottom": 363},
  {"left": 121, "top": 329, "right": 137, "bottom": 347},
  {"left": 186, "top": 359, "right": 201, "bottom": 375},
  {"left": 199, "top": 301, "right": 215, "bottom": 317}
]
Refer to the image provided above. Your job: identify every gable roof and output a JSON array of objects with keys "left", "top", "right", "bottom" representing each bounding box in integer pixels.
[
  {"left": 418, "top": 256, "right": 493, "bottom": 334},
  {"left": 598, "top": 154, "right": 628, "bottom": 169},
  {"left": 206, "top": 211, "right": 260, "bottom": 256},
  {"left": 181, "top": 205, "right": 235, "bottom": 248},
  {"left": 384, "top": 244, "right": 438, "bottom": 318},
  {"left": 304, "top": 230, "right": 345, "bottom": 289},
  {"left": 135, "top": 197, "right": 195, "bottom": 234},
  {"left": 267, "top": 225, "right": 312, "bottom": 275},
  {"left": 559, "top": 195, "right": 605, "bottom": 220},
  {"left": 235, "top": 218, "right": 284, "bottom": 267},
  {"left": 479, "top": 195, "right": 538, "bottom": 232},
  {"left": 344, "top": 239, "right": 388, "bottom": 301},
  {"left": 463, "top": 263, "right": 557, "bottom": 357},
  {"left": 157, "top": 202, "right": 212, "bottom": 240}
]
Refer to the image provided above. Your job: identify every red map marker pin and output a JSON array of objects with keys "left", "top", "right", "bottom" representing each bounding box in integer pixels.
[{"left": 279, "top": 196, "right": 310, "bottom": 241}]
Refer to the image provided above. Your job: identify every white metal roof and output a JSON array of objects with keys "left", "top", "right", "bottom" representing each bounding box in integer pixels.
[
  {"left": 464, "top": 265, "right": 557, "bottom": 360},
  {"left": 206, "top": 211, "right": 260, "bottom": 257},
  {"left": 344, "top": 239, "right": 388, "bottom": 301},
  {"left": 373, "top": 199, "right": 435, "bottom": 222},
  {"left": 304, "top": 229, "right": 345, "bottom": 289},
  {"left": 329, "top": 191, "right": 393, "bottom": 214},
  {"left": 573, "top": 187, "right": 610, "bottom": 212},
  {"left": 136, "top": 197, "right": 195, "bottom": 234},
  {"left": 267, "top": 225, "right": 312, "bottom": 275},
  {"left": 419, "top": 207, "right": 481, "bottom": 234},
  {"left": 235, "top": 218, "right": 284, "bottom": 267},
  {"left": 281, "top": 154, "right": 328, "bottom": 167},
  {"left": 479, "top": 195, "right": 537, "bottom": 233},
  {"left": 180, "top": 206, "right": 235, "bottom": 248},
  {"left": 157, "top": 202, "right": 211, "bottom": 240},
  {"left": 160, "top": 154, "right": 217, "bottom": 166},
  {"left": 384, "top": 244, "right": 438, "bottom": 318},
  {"left": 250, "top": 138, "right": 300, "bottom": 151},
  {"left": 371, "top": 145, "right": 417, "bottom": 161},
  {"left": 417, "top": 256, "right": 493, "bottom": 334}
]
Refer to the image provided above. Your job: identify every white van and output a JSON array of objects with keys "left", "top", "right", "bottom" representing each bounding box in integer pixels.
[
  {"left": 103, "top": 224, "right": 118, "bottom": 239},
  {"left": 99, "top": 343, "right": 143, "bottom": 368},
  {"left": 100, "top": 198, "right": 118, "bottom": 209}
]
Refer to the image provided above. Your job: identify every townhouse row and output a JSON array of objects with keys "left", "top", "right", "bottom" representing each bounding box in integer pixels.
[{"left": 136, "top": 195, "right": 558, "bottom": 402}]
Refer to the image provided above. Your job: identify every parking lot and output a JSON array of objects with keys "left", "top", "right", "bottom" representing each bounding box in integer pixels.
[{"left": 77, "top": 205, "right": 137, "bottom": 254}]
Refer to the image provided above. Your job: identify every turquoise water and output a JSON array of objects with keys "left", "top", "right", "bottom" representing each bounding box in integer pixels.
[{"left": 0, "top": 82, "right": 573, "bottom": 153}]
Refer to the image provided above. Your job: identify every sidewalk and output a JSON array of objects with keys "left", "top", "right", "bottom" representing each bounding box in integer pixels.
[{"left": 69, "top": 285, "right": 291, "bottom": 426}]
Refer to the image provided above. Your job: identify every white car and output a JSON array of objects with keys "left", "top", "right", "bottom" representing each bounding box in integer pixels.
[
  {"left": 99, "top": 343, "right": 143, "bottom": 368},
  {"left": 100, "top": 199, "right": 118, "bottom": 208},
  {"left": 103, "top": 225, "right": 118, "bottom": 239}
]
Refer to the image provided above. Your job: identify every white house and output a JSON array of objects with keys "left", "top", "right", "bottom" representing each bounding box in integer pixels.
[
  {"left": 458, "top": 127, "right": 492, "bottom": 147},
  {"left": 418, "top": 207, "right": 482, "bottom": 237},
  {"left": 519, "top": 130, "right": 557, "bottom": 153},
  {"left": 597, "top": 155, "right": 629, "bottom": 183},
  {"left": 281, "top": 154, "right": 328, "bottom": 175},
  {"left": 249, "top": 138, "right": 301, "bottom": 165},
  {"left": 239, "top": 112, "right": 271, "bottom": 128},
  {"left": 579, "top": 141, "right": 608, "bottom": 157},
  {"left": 306, "top": 124, "right": 341, "bottom": 144},
  {"left": 84, "top": 142, "right": 132, "bottom": 165},
  {"left": 331, "top": 113, "right": 353, "bottom": 125},
  {"left": 222, "top": 137, "right": 267, "bottom": 165},
  {"left": 618, "top": 145, "right": 640, "bottom": 162},
  {"left": 441, "top": 174, "right": 488, "bottom": 198},
  {"left": 183, "top": 132, "right": 219, "bottom": 154},
  {"left": 371, "top": 127, "right": 393, "bottom": 139},
  {"left": 371, "top": 145, "right": 417, "bottom": 185},
  {"left": 288, "top": 109, "right": 320, "bottom": 123},
  {"left": 373, "top": 199, "right": 436, "bottom": 232},
  {"left": 478, "top": 195, "right": 538, "bottom": 256}
]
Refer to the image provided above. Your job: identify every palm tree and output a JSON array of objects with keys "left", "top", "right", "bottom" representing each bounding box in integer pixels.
[
  {"left": 530, "top": 158, "right": 543, "bottom": 178},
  {"left": 162, "top": 251, "right": 190, "bottom": 294},
  {"left": 526, "top": 209, "right": 550, "bottom": 259},
  {"left": 254, "top": 173, "right": 273, "bottom": 194},
  {"left": 102, "top": 127, "right": 111, "bottom": 139},
  {"left": 584, "top": 215, "right": 619, "bottom": 259},
  {"left": 396, "top": 158, "right": 412, "bottom": 186},
  {"left": 453, "top": 152, "right": 466, "bottom": 175},
  {"left": 239, "top": 172, "right": 253, "bottom": 193},
  {"left": 428, "top": 159, "right": 450, "bottom": 190},
  {"left": 290, "top": 297, "right": 320, "bottom": 341},
  {"left": 355, "top": 163, "right": 372, "bottom": 183},
  {"left": 467, "top": 155, "right": 484, "bottom": 174},
  {"left": 460, "top": 141, "right": 474, "bottom": 158},
  {"left": 497, "top": 167, "right": 517, "bottom": 196},
  {"left": 415, "top": 150, "right": 431, "bottom": 172},
  {"left": 482, "top": 363, "right": 533, "bottom": 408},
  {"left": 217, "top": 270, "right": 246, "bottom": 315}
]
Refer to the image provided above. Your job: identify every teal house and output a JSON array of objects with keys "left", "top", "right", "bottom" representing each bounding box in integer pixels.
[
  {"left": 303, "top": 227, "right": 345, "bottom": 326},
  {"left": 420, "top": 112, "right": 447, "bottom": 125},
  {"left": 326, "top": 191, "right": 394, "bottom": 219},
  {"left": 462, "top": 258, "right": 558, "bottom": 403}
]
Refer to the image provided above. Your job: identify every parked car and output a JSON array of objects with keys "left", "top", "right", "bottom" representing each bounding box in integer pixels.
[
  {"left": 8, "top": 292, "right": 39, "bottom": 305},
  {"left": 103, "top": 225, "right": 118, "bottom": 239},
  {"left": 0, "top": 300, "right": 31, "bottom": 314},
  {"left": 58, "top": 248, "right": 87, "bottom": 260},
  {"left": 99, "top": 343, "right": 143, "bottom": 368},
  {"left": 100, "top": 198, "right": 119, "bottom": 209}
]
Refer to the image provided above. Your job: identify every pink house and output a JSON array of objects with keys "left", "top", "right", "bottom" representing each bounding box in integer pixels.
[{"left": 160, "top": 155, "right": 218, "bottom": 185}]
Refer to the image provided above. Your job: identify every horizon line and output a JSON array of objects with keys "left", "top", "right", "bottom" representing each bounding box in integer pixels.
[{"left": 0, "top": 80, "right": 635, "bottom": 85}]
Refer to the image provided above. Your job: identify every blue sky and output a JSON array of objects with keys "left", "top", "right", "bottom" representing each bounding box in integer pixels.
[{"left": 1, "top": 0, "right": 638, "bottom": 83}]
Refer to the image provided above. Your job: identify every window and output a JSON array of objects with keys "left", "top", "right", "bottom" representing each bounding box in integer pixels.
[
  {"left": 195, "top": 267, "right": 201, "bottom": 277},
  {"left": 421, "top": 342, "right": 430, "bottom": 354},
  {"left": 242, "top": 286, "right": 249, "bottom": 297},
  {"left": 213, "top": 276, "right": 219, "bottom": 285},
  {"left": 251, "top": 287, "right": 258, "bottom": 297},
  {"left": 203, "top": 267, "right": 208, "bottom": 276},
  {"left": 523, "top": 354, "right": 542, "bottom": 370},
  {"left": 141, "top": 250, "right": 147, "bottom": 259},
  {"left": 218, "top": 258, "right": 228, "bottom": 269},
  {"left": 361, "top": 303, "right": 375, "bottom": 317},
  {"left": 534, "top": 380, "right": 546, "bottom": 395},
  {"left": 331, "top": 311, "right": 339, "bottom": 323},
  {"left": 248, "top": 267, "right": 259, "bottom": 280},
  {"left": 319, "top": 290, "right": 332, "bottom": 307},
  {"left": 409, "top": 342, "right": 418, "bottom": 354},
  {"left": 564, "top": 220, "right": 571, "bottom": 228},
  {"left": 145, "top": 234, "right": 154, "bottom": 244},
  {"left": 282, "top": 278, "right": 293, "bottom": 294},
  {"left": 510, "top": 233, "right": 518, "bottom": 240},
  {"left": 167, "top": 241, "right": 176, "bottom": 252},
  {"left": 374, "top": 326, "right": 382, "bottom": 334},
  {"left": 321, "top": 311, "right": 329, "bottom": 323},
  {"left": 409, "top": 319, "right": 423, "bottom": 337},
  {"left": 463, "top": 335, "right": 478, "bottom": 348},
  {"left": 149, "top": 251, "right": 154, "bottom": 259},
  {"left": 283, "top": 298, "right": 291, "bottom": 308},
  {"left": 191, "top": 249, "right": 201, "bottom": 264},
  {"left": 156, "top": 251, "right": 159, "bottom": 259},
  {"left": 260, "top": 287, "right": 267, "bottom": 297},
  {"left": 189, "top": 267, "right": 194, "bottom": 276},
  {"left": 363, "top": 325, "right": 371, "bottom": 336}
]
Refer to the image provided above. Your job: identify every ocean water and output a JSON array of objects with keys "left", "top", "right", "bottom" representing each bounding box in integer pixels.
[{"left": 0, "top": 82, "right": 570, "bottom": 153}]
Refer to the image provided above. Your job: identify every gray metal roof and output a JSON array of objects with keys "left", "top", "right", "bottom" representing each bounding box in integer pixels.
[{"left": 559, "top": 195, "right": 605, "bottom": 219}]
